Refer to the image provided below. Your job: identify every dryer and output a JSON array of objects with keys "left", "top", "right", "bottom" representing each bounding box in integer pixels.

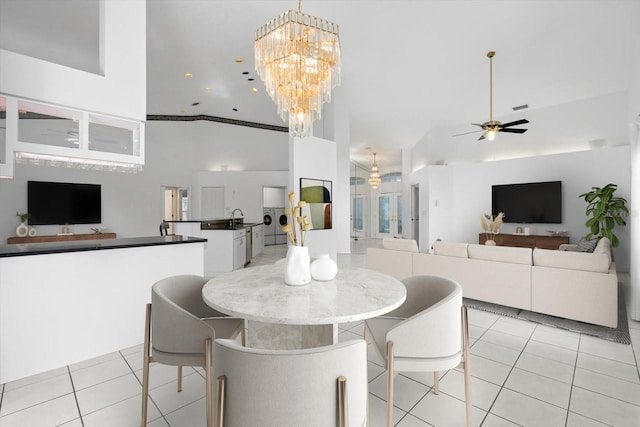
[
  {"left": 275, "top": 208, "right": 288, "bottom": 245},
  {"left": 263, "top": 208, "right": 276, "bottom": 246}
]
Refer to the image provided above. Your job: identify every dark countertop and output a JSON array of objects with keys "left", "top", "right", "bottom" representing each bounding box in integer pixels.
[{"left": 0, "top": 235, "right": 207, "bottom": 258}]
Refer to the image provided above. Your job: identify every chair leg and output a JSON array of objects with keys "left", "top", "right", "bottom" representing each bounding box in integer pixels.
[
  {"left": 433, "top": 371, "right": 440, "bottom": 394},
  {"left": 337, "top": 376, "right": 348, "bottom": 427},
  {"left": 205, "top": 338, "right": 213, "bottom": 427},
  {"left": 461, "top": 305, "right": 473, "bottom": 427},
  {"left": 177, "top": 366, "right": 183, "bottom": 392},
  {"left": 215, "top": 375, "right": 226, "bottom": 427},
  {"left": 141, "top": 304, "right": 152, "bottom": 427},
  {"left": 386, "top": 341, "right": 394, "bottom": 427},
  {"left": 363, "top": 326, "right": 370, "bottom": 427}
]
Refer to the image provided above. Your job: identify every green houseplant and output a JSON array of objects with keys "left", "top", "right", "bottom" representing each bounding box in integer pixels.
[
  {"left": 16, "top": 212, "right": 30, "bottom": 223},
  {"left": 578, "top": 183, "right": 629, "bottom": 247}
]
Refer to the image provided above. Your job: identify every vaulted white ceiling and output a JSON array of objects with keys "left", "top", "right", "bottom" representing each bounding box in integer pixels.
[
  {"left": 145, "top": 0, "right": 639, "bottom": 169},
  {"left": 3, "top": 1, "right": 638, "bottom": 171}
]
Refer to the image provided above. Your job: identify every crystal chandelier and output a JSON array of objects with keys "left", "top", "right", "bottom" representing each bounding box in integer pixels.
[
  {"left": 368, "top": 153, "right": 381, "bottom": 188},
  {"left": 254, "top": 1, "right": 341, "bottom": 138}
]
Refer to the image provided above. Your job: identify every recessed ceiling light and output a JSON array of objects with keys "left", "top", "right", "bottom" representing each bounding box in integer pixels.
[
  {"left": 184, "top": 73, "right": 193, "bottom": 78},
  {"left": 251, "top": 88, "right": 258, "bottom": 93},
  {"left": 242, "top": 71, "right": 249, "bottom": 75},
  {"left": 232, "top": 108, "right": 238, "bottom": 112},
  {"left": 192, "top": 102, "right": 200, "bottom": 106},
  {"left": 248, "top": 78, "right": 254, "bottom": 81},
  {"left": 235, "top": 58, "right": 244, "bottom": 63},
  {"left": 205, "top": 87, "right": 212, "bottom": 93},
  {"left": 512, "top": 104, "right": 529, "bottom": 111}
]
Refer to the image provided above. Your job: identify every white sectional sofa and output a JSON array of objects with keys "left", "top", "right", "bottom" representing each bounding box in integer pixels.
[{"left": 366, "top": 238, "right": 618, "bottom": 328}]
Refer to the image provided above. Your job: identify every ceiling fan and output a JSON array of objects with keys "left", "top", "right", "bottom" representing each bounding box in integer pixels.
[{"left": 472, "top": 51, "right": 529, "bottom": 141}]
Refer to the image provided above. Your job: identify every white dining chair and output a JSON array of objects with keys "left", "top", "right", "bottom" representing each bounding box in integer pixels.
[
  {"left": 212, "top": 338, "right": 368, "bottom": 427},
  {"left": 364, "top": 275, "right": 472, "bottom": 427},
  {"left": 141, "top": 275, "right": 244, "bottom": 427}
]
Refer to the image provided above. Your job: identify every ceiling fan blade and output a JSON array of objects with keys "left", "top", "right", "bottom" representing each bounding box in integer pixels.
[
  {"left": 478, "top": 133, "right": 486, "bottom": 141},
  {"left": 499, "top": 128, "right": 528, "bottom": 134},
  {"left": 452, "top": 129, "right": 483, "bottom": 137},
  {"left": 501, "top": 119, "right": 529, "bottom": 128},
  {"left": 471, "top": 123, "right": 484, "bottom": 128}
]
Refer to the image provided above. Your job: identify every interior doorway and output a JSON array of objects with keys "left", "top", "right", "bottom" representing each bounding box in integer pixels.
[
  {"left": 411, "top": 184, "right": 420, "bottom": 244},
  {"left": 162, "top": 186, "right": 189, "bottom": 235}
]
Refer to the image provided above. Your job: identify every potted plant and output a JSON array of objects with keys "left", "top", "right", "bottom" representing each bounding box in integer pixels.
[
  {"left": 479, "top": 212, "right": 504, "bottom": 245},
  {"left": 579, "top": 183, "right": 629, "bottom": 247}
]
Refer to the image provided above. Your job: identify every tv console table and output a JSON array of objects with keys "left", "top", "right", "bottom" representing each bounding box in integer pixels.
[
  {"left": 478, "top": 233, "right": 569, "bottom": 250},
  {"left": 7, "top": 233, "right": 117, "bottom": 245}
]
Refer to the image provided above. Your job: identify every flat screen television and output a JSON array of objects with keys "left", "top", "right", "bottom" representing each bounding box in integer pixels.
[
  {"left": 28, "top": 181, "right": 102, "bottom": 225},
  {"left": 491, "top": 181, "right": 562, "bottom": 224}
]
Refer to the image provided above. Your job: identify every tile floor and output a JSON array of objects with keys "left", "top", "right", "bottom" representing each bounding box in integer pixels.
[{"left": 1, "top": 239, "right": 639, "bottom": 426}]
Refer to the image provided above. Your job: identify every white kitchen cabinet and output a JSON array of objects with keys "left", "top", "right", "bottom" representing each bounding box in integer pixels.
[
  {"left": 201, "top": 228, "right": 246, "bottom": 275},
  {"left": 252, "top": 224, "right": 264, "bottom": 258},
  {"left": 233, "top": 232, "right": 246, "bottom": 270}
]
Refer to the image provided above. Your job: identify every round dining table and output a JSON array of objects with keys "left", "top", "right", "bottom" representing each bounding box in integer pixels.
[{"left": 202, "top": 262, "right": 406, "bottom": 349}]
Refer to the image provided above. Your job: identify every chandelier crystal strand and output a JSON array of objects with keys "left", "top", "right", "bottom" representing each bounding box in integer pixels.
[
  {"left": 368, "top": 153, "right": 381, "bottom": 188},
  {"left": 255, "top": 3, "right": 341, "bottom": 137}
]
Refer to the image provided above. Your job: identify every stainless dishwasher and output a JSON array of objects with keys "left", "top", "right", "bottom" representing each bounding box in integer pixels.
[{"left": 245, "top": 224, "right": 252, "bottom": 265}]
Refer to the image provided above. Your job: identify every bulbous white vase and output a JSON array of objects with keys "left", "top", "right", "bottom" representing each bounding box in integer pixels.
[
  {"left": 284, "top": 245, "right": 311, "bottom": 286},
  {"left": 15, "top": 222, "right": 28, "bottom": 237},
  {"left": 485, "top": 239, "right": 496, "bottom": 246},
  {"left": 310, "top": 254, "right": 338, "bottom": 281}
]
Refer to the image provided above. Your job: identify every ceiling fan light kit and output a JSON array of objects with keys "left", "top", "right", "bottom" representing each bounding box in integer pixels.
[
  {"left": 254, "top": 1, "right": 341, "bottom": 138},
  {"left": 474, "top": 51, "right": 529, "bottom": 141}
]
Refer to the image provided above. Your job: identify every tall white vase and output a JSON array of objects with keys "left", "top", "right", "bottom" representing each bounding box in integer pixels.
[{"left": 284, "top": 245, "right": 311, "bottom": 286}]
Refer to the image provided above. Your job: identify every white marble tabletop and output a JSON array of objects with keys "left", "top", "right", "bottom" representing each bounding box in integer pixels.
[{"left": 202, "top": 263, "right": 407, "bottom": 325}]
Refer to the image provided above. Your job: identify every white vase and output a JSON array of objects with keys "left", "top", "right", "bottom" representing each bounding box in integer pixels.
[
  {"left": 284, "top": 245, "right": 311, "bottom": 286},
  {"left": 16, "top": 222, "right": 28, "bottom": 237},
  {"left": 28, "top": 227, "right": 38, "bottom": 237},
  {"left": 485, "top": 239, "right": 496, "bottom": 246},
  {"left": 310, "top": 254, "right": 338, "bottom": 281}
]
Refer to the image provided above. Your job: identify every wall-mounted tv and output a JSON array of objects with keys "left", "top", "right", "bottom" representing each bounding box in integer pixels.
[
  {"left": 491, "top": 181, "right": 562, "bottom": 224},
  {"left": 28, "top": 181, "right": 102, "bottom": 225}
]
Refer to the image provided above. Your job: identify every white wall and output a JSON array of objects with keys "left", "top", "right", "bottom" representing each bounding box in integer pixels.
[
  {"left": 191, "top": 121, "right": 288, "bottom": 172},
  {"left": 290, "top": 136, "right": 337, "bottom": 260},
  {"left": 427, "top": 146, "right": 631, "bottom": 271},
  {"left": 628, "top": 25, "right": 640, "bottom": 320},
  {"left": 196, "top": 171, "right": 289, "bottom": 222},
  {"left": 0, "top": 0, "right": 146, "bottom": 121}
]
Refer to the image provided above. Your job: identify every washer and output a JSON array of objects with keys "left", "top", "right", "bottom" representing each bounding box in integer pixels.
[
  {"left": 263, "top": 208, "right": 276, "bottom": 246},
  {"left": 275, "top": 208, "right": 288, "bottom": 245}
]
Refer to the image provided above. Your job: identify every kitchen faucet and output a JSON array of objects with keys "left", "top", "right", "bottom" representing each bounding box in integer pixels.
[{"left": 231, "top": 208, "right": 244, "bottom": 226}]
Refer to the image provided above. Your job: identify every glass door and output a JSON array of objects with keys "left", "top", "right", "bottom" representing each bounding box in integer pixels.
[
  {"left": 352, "top": 195, "right": 365, "bottom": 238},
  {"left": 376, "top": 193, "right": 402, "bottom": 238}
]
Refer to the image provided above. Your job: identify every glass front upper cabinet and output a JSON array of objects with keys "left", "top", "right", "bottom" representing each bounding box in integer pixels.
[{"left": 0, "top": 95, "right": 144, "bottom": 177}]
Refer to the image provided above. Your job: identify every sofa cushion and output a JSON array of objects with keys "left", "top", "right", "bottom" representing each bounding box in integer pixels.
[
  {"left": 432, "top": 241, "right": 468, "bottom": 258},
  {"left": 533, "top": 247, "right": 611, "bottom": 273},
  {"left": 382, "top": 238, "right": 419, "bottom": 253},
  {"left": 593, "top": 237, "right": 612, "bottom": 256},
  {"left": 576, "top": 237, "right": 598, "bottom": 253},
  {"left": 467, "top": 244, "right": 532, "bottom": 265}
]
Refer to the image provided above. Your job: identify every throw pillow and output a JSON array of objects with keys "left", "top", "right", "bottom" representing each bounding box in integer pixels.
[{"left": 576, "top": 237, "right": 599, "bottom": 253}]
